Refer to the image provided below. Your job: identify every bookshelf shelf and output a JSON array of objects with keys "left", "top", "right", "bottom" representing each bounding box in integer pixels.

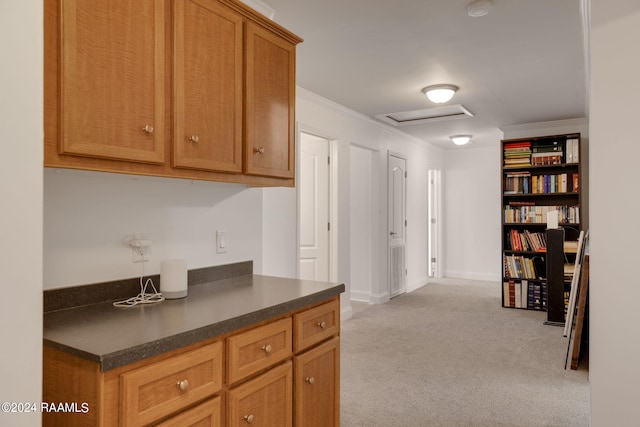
[{"left": 501, "top": 133, "right": 582, "bottom": 311}]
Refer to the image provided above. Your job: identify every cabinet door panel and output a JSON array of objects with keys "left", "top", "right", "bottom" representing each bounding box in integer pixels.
[
  {"left": 228, "top": 362, "right": 292, "bottom": 427},
  {"left": 294, "top": 337, "right": 340, "bottom": 427},
  {"left": 174, "top": 0, "right": 243, "bottom": 173},
  {"left": 155, "top": 397, "right": 221, "bottom": 427},
  {"left": 245, "top": 22, "right": 295, "bottom": 178},
  {"left": 59, "top": 0, "right": 165, "bottom": 163}
]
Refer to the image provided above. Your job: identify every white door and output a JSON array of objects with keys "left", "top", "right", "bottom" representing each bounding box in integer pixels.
[
  {"left": 388, "top": 153, "right": 407, "bottom": 297},
  {"left": 299, "top": 133, "right": 330, "bottom": 281}
]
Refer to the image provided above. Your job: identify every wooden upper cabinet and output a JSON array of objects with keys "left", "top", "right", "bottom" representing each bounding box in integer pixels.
[
  {"left": 173, "top": 0, "right": 243, "bottom": 173},
  {"left": 245, "top": 22, "right": 296, "bottom": 179},
  {"left": 58, "top": 0, "right": 166, "bottom": 164}
]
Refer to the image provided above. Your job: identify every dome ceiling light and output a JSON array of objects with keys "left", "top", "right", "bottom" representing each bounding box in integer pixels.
[
  {"left": 421, "top": 84, "right": 459, "bottom": 104},
  {"left": 467, "top": 0, "right": 493, "bottom": 17},
  {"left": 450, "top": 135, "right": 473, "bottom": 146}
]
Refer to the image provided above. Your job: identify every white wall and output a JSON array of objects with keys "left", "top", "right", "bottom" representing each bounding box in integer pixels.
[
  {"left": 44, "top": 170, "right": 264, "bottom": 288},
  {"left": 590, "top": 3, "right": 640, "bottom": 425},
  {"left": 296, "top": 89, "right": 445, "bottom": 307},
  {"left": 444, "top": 144, "right": 502, "bottom": 281},
  {"left": 0, "top": 1, "right": 43, "bottom": 426},
  {"left": 349, "top": 144, "right": 375, "bottom": 301}
]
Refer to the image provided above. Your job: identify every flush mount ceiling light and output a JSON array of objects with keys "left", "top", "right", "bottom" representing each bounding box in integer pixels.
[
  {"left": 421, "top": 84, "right": 459, "bottom": 104},
  {"left": 467, "top": 0, "right": 493, "bottom": 17},
  {"left": 450, "top": 135, "right": 472, "bottom": 146}
]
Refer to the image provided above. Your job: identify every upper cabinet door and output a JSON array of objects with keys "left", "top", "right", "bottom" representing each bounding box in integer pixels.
[
  {"left": 173, "top": 0, "right": 243, "bottom": 173},
  {"left": 59, "top": 0, "right": 166, "bottom": 164},
  {"left": 245, "top": 22, "right": 296, "bottom": 179}
]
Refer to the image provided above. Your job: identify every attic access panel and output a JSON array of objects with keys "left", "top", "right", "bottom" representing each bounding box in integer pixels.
[{"left": 375, "top": 104, "right": 474, "bottom": 126}]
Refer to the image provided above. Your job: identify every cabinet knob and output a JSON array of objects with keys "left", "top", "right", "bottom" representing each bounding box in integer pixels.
[
  {"left": 254, "top": 146, "right": 265, "bottom": 154},
  {"left": 176, "top": 379, "right": 189, "bottom": 391},
  {"left": 189, "top": 135, "right": 199, "bottom": 143},
  {"left": 305, "top": 376, "right": 315, "bottom": 385},
  {"left": 142, "top": 124, "right": 154, "bottom": 134},
  {"left": 262, "top": 344, "right": 273, "bottom": 353},
  {"left": 243, "top": 414, "right": 254, "bottom": 424},
  {"left": 317, "top": 321, "right": 326, "bottom": 329}
]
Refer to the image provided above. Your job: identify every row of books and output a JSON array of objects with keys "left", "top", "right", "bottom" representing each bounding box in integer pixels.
[
  {"left": 504, "top": 138, "right": 579, "bottom": 168},
  {"left": 502, "top": 279, "right": 547, "bottom": 310},
  {"left": 503, "top": 141, "right": 531, "bottom": 168},
  {"left": 565, "top": 138, "right": 580, "bottom": 164},
  {"left": 506, "top": 229, "right": 547, "bottom": 252},
  {"left": 531, "top": 152, "right": 563, "bottom": 166},
  {"left": 503, "top": 254, "right": 545, "bottom": 279},
  {"left": 504, "top": 172, "right": 579, "bottom": 194},
  {"left": 503, "top": 204, "right": 580, "bottom": 224}
]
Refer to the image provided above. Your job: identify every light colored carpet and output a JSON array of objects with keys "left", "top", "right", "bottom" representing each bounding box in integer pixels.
[{"left": 340, "top": 278, "right": 589, "bottom": 427}]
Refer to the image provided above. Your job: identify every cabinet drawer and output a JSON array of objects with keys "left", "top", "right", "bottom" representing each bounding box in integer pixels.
[
  {"left": 293, "top": 299, "right": 340, "bottom": 352},
  {"left": 155, "top": 396, "right": 221, "bottom": 427},
  {"left": 227, "top": 361, "right": 292, "bottom": 427},
  {"left": 120, "top": 341, "right": 223, "bottom": 426},
  {"left": 227, "top": 317, "right": 292, "bottom": 384}
]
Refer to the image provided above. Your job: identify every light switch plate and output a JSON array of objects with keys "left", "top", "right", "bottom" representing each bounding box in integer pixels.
[{"left": 216, "top": 230, "right": 227, "bottom": 254}]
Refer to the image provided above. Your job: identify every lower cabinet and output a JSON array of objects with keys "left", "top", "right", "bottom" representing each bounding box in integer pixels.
[
  {"left": 227, "top": 362, "right": 293, "bottom": 427},
  {"left": 155, "top": 397, "right": 221, "bottom": 427},
  {"left": 294, "top": 337, "right": 340, "bottom": 427},
  {"left": 42, "top": 297, "right": 340, "bottom": 426}
]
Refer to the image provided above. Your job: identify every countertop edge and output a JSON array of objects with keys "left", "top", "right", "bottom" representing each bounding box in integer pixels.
[{"left": 44, "top": 283, "right": 345, "bottom": 371}]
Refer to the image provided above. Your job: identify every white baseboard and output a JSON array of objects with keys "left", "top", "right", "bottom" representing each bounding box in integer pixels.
[
  {"left": 370, "top": 291, "right": 389, "bottom": 305},
  {"left": 407, "top": 277, "right": 429, "bottom": 293},
  {"left": 349, "top": 290, "right": 371, "bottom": 303},
  {"left": 341, "top": 305, "right": 353, "bottom": 321},
  {"left": 445, "top": 270, "right": 501, "bottom": 282}
]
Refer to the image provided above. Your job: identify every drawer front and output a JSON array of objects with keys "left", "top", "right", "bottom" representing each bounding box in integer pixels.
[
  {"left": 121, "top": 341, "right": 223, "bottom": 427},
  {"left": 155, "top": 396, "right": 221, "bottom": 427},
  {"left": 293, "top": 299, "right": 340, "bottom": 352},
  {"left": 227, "top": 317, "right": 292, "bottom": 384},
  {"left": 227, "top": 361, "right": 292, "bottom": 427}
]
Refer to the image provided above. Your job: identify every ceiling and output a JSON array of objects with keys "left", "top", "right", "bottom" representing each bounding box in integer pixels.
[{"left": 259, "top": 0, "right": 588, "bottom": 149}]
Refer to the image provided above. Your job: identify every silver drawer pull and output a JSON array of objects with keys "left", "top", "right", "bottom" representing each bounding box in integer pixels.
[
  {"left": 262, "top": 344, "right": 273, "bottom": 353},
  {"left": 305, "top": 376, "right": 315, "bottom": 385},
  {"left": 317, "top": 321, "right": 326, "bottom": 329},
  {"left": 142, "top": 124, "right": 154, "bottom": 134},
  {"left": 254, "top": 146, "right": 265, "bottom": 154},
  {"left": 244, "top": 414, "right": 254, "bottom": 424},
  {"left": 189, "top": 135, "right": 199, "bottom": 143},
  {"left": 176, "top": 379, "right": 189, "bottom": 391}
]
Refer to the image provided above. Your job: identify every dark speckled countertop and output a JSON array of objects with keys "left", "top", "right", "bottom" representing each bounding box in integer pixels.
[{"left": 43, "top": 268, "right": 344, "bottom": 371}]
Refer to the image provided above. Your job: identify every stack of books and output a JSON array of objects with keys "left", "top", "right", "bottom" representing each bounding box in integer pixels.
[
  {"left": 531, "top": 139, "right": 563, "bottom": 166},
  {"left": 504, "top": 171, "right": 531, "bottom": 194},
  {"left": 504, "top": 141, "right": 531, "bottom": 168}
]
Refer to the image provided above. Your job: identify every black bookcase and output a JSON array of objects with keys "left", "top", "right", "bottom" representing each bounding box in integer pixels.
[{"left": 501, "top": 133, "right": 582, "bottom": 311}]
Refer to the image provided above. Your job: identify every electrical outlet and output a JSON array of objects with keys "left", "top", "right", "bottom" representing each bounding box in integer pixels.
[
  {"left": 216, "top": 230, "right": 227, "bottom": 254},
  {"left": 124, "top": 233, "right": 151, "bottom": 263}
]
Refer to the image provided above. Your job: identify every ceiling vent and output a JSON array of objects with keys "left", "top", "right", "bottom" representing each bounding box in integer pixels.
[{"left": 375, "top": 104, "right": 474, "bottom": 127}]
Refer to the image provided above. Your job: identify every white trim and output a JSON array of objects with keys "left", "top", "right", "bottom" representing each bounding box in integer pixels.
[
  {"left": 370, "top": 291, "right": 390, "bottom": 305},
  {"left": 341, "top": 305, "right": 353, "bottom": 322},
  {"left": 500, "top": 118, "right": 588, "bottom": 134},
  {"left": 579, "top": 0, "right": 591, "bottom": 118},
  {"left": 297, "top": 87, "right": 444, "bottom": 152},
  {"left": 406, "top": 277, "right": 429, "bottom": 293},
  {"left": 445, "top": 270, "right": 502, "bottom": 282},
  {"left": 349, "top": 291, "right": 372, "bottom": 303},
  {"left": 238, "top": 0, "right": 275, "bottom": 19}
]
